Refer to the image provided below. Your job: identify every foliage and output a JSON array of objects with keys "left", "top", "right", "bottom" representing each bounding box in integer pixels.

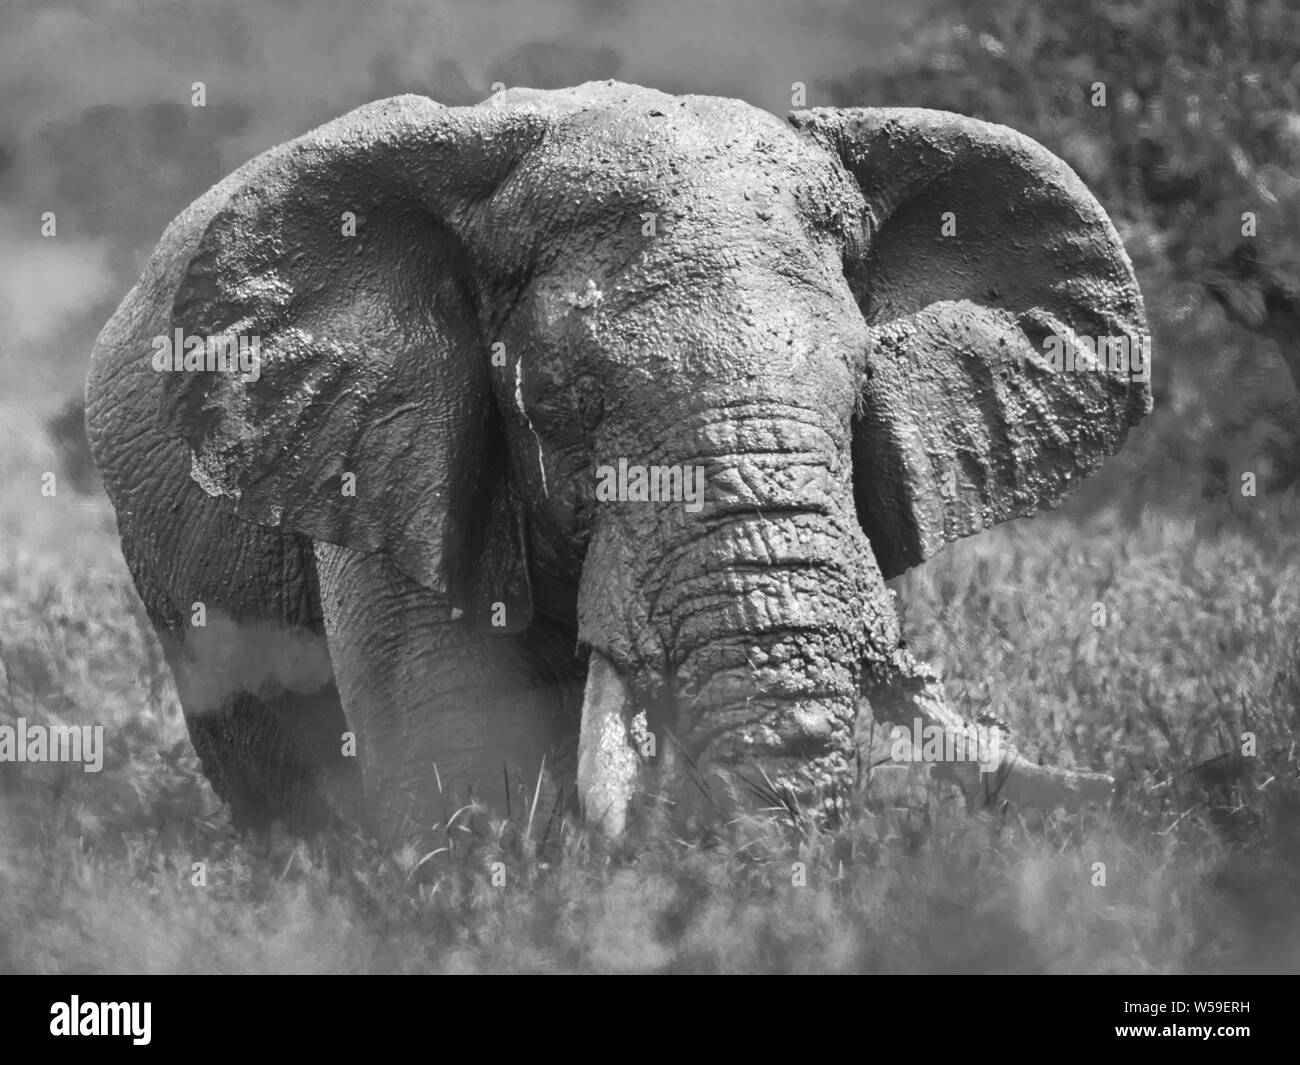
[{"left": 3, "top": 419, "right": 1298, "bottom": 970}]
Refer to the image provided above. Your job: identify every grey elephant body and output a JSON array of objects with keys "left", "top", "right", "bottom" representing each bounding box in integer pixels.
[{"left": 87, "top": 82, "right": 1148, "bottom": 838}]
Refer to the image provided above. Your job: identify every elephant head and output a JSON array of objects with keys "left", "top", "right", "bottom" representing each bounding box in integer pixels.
[{"left": 144, "top": 82, "right": 1148, "bottom": 837}]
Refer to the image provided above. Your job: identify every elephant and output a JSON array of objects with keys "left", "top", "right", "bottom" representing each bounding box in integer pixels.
[{"left": 85, "top": 81, "right": 1149, "bottom": 841}]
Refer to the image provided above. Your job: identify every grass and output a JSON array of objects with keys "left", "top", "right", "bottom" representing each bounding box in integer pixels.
[{"left": 1, "top": 406, "right": 1298, "bottom": 973}]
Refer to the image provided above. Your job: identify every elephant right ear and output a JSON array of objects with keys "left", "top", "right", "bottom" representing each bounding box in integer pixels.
[
  {"left": 156, "top": 96, "right": 544, "bottom": 622},
  {"left": 792, "top": 108, "right": 1151, "bottom": 579}
]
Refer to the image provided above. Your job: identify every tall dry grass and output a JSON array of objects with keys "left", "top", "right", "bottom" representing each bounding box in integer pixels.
[{"left": 2, "top": 407, "right": 1297, "bottom": 973}]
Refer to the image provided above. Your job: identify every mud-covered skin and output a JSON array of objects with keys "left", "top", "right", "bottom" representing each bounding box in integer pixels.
[
  {"left": 86, "top": 81, "right": 1148, "bottom": 839},
  {"left": 85, "top": 158, "right": 363, "bottom": 831}
]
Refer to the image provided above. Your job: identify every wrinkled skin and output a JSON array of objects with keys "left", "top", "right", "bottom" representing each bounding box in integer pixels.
[{"left": 86, "top": 82, "right": 1149, "bottom": 840}]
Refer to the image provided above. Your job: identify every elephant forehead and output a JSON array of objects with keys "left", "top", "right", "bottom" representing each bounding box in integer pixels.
[{"left": 490, "top": 91, "right": 865, "bottom": 250}]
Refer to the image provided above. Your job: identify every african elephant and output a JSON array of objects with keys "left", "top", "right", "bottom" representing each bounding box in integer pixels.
[{"left": 85, "top": 81, "right": 1149, "bottom": 841}]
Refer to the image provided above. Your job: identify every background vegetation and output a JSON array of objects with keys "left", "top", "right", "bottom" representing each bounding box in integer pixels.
[{"left": 2, "top": 0, "right": 1297, "bottom": 972}]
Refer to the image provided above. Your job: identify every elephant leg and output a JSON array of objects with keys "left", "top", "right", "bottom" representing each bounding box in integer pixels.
[
  {"left": 181, "top": 688, "right": 353, "bottom": 832},
  {"left": 163, "top": 629, "right": 363, "bottom": 834},
  {"left": 312, "top": 542, "right": 580, "bottom": 844}
]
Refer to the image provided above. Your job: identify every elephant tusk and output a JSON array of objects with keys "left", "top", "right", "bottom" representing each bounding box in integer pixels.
[
  {"left": 577, "top": 651, "right": 644, "bottom": 836},
  {"left": 862, "top": 652, "right": 1115, "bottom": 813}
]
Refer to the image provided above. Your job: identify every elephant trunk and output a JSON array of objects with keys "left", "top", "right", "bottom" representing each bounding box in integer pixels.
[
  {"left": 576, "top": 420, "right": 902, "bottom": 830},
  {"left": 658, "top": 508, "right": 892, "bottom": 798}
]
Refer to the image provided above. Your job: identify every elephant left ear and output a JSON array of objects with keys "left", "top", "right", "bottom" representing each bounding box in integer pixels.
[
  {"left": 790, "top": 108, "right": 1151, "bottom": 579},
  {"left": 151, "top": 96, "right": 546, "bottom": 630}
]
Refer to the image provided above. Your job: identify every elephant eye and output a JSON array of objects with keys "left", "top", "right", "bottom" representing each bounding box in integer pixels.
[{"left": 574, "top": 375, "right": 604, "bottom": 428}]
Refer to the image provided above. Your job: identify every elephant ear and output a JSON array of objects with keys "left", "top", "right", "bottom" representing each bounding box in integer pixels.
[
  {"left": 791, "top": 108, "right": 1150, "bottom": 578},
  {"left": 157, "top": 95, "right": 544, "bottom": 630}
]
